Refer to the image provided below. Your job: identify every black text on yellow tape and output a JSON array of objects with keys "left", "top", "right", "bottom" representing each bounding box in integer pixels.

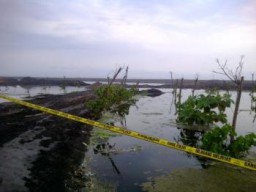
[{"left": 0, "top": 94, "right": 256, "bottom": 171}]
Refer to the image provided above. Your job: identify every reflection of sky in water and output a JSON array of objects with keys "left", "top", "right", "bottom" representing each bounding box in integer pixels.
[
  {"left": 1, "top": 86, "right": 254, "bottom": 138},
  {"left": 0, "top": 86, "right": 255, "bottom": 192},
  {"left": 0, "top": 85, "right": 87, "bottom": 103},
  {"left": 89, "top": 91, "right": 201, "bottom": 192},
  {"left": 89, "top": 89, "right": 256, "bottom": 192},
  {"left": 1, "top": 86, "right": 254, "bottom": 140}
]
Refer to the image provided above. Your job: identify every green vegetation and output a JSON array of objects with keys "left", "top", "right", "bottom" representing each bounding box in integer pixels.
[
  {"left": 87, "top": 84, "right": 137, "bottom": 118},
  {"left": 176, "top": 90, "right": 256, "bottom": 158},
  {"left": 90, "top": 128, "right": 118, "bottom": 145},
  {"left": 142, "top": 164, "right": 256, "bottom": 192},
  {"left": 250, "top": 88, "right": 256, "bottom": 112},
  {"left": 176, "top": 91, "right": 232, "bottom": 126},
  {"left": 201, "top": 124, "right": 256, "bottom": 158}
]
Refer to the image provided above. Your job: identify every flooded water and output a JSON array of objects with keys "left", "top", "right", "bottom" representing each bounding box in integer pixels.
[
  {"left": 88, "top": 89, "right": 256, "bottom": 191},
  {"left": 0, "top": 85, "right": 87, "bottom": 103},
  {"left": 0, "top": 87, "right": 255, "bottom": 191}
]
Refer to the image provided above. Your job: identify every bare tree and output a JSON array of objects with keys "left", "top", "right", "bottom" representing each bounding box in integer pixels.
[
  {"left": 173, "top": 79, "right": 179, "bottom": 110},
  {"left": 192, "top": 74, "right": 199, "bottom": 96},
  {"left": 213, "top": 56, "right": 244, "bottom": 84},
  {"left": 108, "top": 67, "right": 122, "bottom": 87},
  {"left": 213, "top": 56, "right": 245, "bottom": 141},
  {"left": 170, "top": 71, "right": 174, "bottom": 88},
  {"left": 177, "top": 78, "right": 184, "bottom": 107},
  {"left": 121, "top": 66, "right": 129, "bottom": 86},
  {"left": 251, "top": 73, "right": 256, "bottom": 122}
]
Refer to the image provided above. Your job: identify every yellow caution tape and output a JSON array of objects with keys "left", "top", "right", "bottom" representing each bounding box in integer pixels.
[{"left": 0, "top": 94, "right": 256, "bottom": 171}]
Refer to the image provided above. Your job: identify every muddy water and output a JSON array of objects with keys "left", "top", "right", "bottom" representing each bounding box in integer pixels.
[
  {"left": 1, "top": 87, "right": 255, "bottom": 191},
  {"left": 88, "top": 89, "right": 256, "bottom": 192}
]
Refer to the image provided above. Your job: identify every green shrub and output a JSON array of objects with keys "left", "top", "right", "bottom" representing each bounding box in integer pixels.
[
  {"left": 177, "top": 90, "right": 256, "bottom": 158},
  {"left": 201, "top": 124, "right": 235, "bottom": 155},
  {"left": 87, "top": 84, "right": 137, "bottom": 117},
  {"left": 201, "top": 124, "right": 256, "bottom": 158},
  {"left": 229, "top": 133, "right": 256, "bottom": 157},
  {"left": 177, "top": 91, "right": 233, "bottom": 126}
]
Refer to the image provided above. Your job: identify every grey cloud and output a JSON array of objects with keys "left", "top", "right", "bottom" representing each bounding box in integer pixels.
[{"left": 0, "top": 0, "right": 255, "bottom": 78}]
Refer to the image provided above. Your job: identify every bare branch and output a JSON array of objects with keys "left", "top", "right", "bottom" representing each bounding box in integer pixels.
[
  {"left": 237, "top": 55, "right": 244, "bottom": 78},
  {"left": 213, "top": 60, "right": 236, "bottom": 83},
  {"left": 213, "top": 57, "right": 245, "bottom": 86},
  {"left": 108, "top": 67, "right": 122, "bottom": 86},
  {"left": 121, "top": 66, "right": 129, "bottom": 85},
  {"left": 212, "top": 70, "right": 225, "bottom": 75}
]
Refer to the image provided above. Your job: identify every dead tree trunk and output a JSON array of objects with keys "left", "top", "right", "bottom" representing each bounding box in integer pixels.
[
  {"left": 192, "top": 76, "right": 198, "bottom": 97},
  {"left": 108, "top": 67, "right": 122, "bottom": 87},
  {"left": 231, "top": 76, "right": 244, "bottom": 142},
  {"left": 173, "top": 79, "right": 178, "bottom": 107},
  {"left": 121, "top": 66, "right": 129, "bottom": 86},
  {"left": 213, "top": 56, "right": 245, "bottom": 142},
  {"left": 177, "top": 78, "right": 184, "bottom": 106}
]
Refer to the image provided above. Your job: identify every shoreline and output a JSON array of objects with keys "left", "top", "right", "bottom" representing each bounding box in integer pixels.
[{"left": 0, "top": 76, "right": 256, "bottom": 90}]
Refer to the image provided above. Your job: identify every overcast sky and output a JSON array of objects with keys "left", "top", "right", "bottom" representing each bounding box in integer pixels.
[{"left": 0, "top": 0, "right": 255, "bottom": 79}]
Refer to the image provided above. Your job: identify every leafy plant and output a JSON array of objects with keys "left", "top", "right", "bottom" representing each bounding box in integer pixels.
[
  {"left": 176, "top": 91, "right": 233, "bottom": 126},
  {"left": 201, "top": 124, "right": 235, "bottom": 155},
  {"left": 229, "top": 133, "right": 256, "bottom": 157},
  {"left": 177, "top": 89, "right": 256, "bottom": 158},
  {"left": 87, "top": 84, "right": 137, "bottom": 117},
  {"left": 250, "top": 88, "right": 256, "bottom": 111},
  {"left": 249, "top": 88, "right": 256, "bottom": 122},
  {"left": 201, "top": 124, "right": 256, "bottom": 158}
]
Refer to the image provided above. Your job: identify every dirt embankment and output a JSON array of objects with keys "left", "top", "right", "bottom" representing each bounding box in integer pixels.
[{"left": 0, "top": 89, "right": 96, "bottom": 191}]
